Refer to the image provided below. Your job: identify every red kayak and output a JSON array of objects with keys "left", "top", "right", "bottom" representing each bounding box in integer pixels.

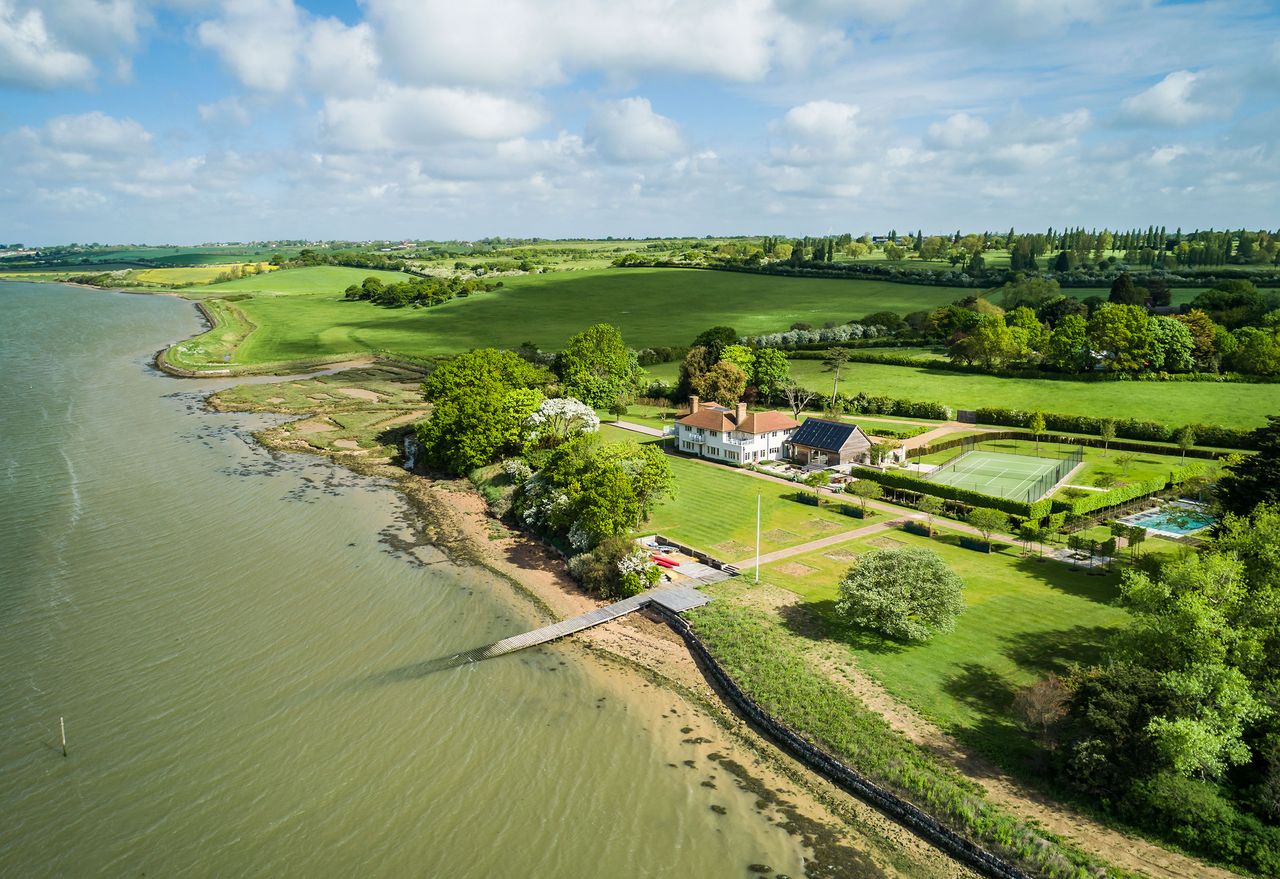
[{"left": 651, "top": 555, "right": 679, "bottom": 568}]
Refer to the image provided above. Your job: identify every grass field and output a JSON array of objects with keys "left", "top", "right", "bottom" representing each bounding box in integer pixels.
[
  {"left": 647, "top": 359, "right": 1280, "bottom": 430},
  {"left": 599, "top": 428, "right": 879, "bottom": 560},
  {"left": 172, "top": 265, "right": 1123, "bottom": 365},
  {"left": 759, "top": 525, "right": 1130, "bottom": 764}
]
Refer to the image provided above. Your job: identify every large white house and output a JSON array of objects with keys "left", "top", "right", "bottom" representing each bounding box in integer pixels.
[{"left": 673, "top": 397, "right": 799, "bottom": 464}]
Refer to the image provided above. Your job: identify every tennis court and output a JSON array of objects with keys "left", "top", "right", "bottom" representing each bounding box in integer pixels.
[{"left": 926, "top": 449, "right": 1074, "bottom": 502}]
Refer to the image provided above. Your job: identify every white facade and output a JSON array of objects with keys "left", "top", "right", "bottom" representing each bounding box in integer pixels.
[{"left": 673, "top": 422, "right": 794, "bottom": 464}]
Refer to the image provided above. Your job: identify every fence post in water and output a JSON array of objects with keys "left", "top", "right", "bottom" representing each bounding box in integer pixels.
[{"left": 60, "top": 717, "right": 67, "bottom": 758}]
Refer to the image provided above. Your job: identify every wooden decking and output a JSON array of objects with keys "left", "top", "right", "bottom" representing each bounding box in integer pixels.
[{"left": 467, "top": 585, "right": 712, "bottom": 662}]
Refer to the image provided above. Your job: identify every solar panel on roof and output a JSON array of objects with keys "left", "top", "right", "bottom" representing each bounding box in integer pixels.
[{"left": 790, "top": 419, "right": 857, "bottom": 451}]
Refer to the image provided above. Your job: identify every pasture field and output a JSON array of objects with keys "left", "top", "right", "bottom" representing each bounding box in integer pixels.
[
  {"left": 758, "top": 525, "right": 1130, "bottom": 763},
  {"left": 647, "top": 359, "right": 1280, "bottom": 430},
  {"left": 171, "top": 265, "right": 1128, "bottom": 367}
]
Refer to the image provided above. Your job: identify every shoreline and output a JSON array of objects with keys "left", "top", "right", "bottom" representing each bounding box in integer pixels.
[{"left": 204, "top": 388, "right": 974, "bottom": 879}]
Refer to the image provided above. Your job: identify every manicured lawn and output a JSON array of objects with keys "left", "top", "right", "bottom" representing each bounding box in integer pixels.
[
  {"left": 760, "top": 526, "right": 1130, "bottom": 764},
  {"left": 600, "top": 429, "right": 880, "bottom": 560},
  {"left": 646, "top": 359, "right": 1280, "bottom": 431}
]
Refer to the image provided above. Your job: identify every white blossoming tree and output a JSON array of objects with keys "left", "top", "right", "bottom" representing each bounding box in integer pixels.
[{"left": 524, "top": 397, "right": 600, "bottom": 449}]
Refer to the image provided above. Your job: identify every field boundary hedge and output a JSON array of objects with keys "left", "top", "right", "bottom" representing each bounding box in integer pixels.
[
  {"left": 973, "top": 407, "right": 1255, "bottom": 450},
  {"left": 786, "top": 349, "right": 1280, "bottom": 384},
  {"left": 650, "top": 603, "right": 1030, "bottom": 879},
  {"left": 908, "top": 430, "right": 1229, "bottom": 462}
]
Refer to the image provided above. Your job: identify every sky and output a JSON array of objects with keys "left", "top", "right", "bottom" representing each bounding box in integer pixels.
[{"left": 1, "top": 0, "right": 1279, "bottom": 244}]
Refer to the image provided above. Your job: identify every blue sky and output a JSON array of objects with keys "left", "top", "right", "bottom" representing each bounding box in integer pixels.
[{"left": 2, "top": 0, "right": 1278, "bottom": 244}]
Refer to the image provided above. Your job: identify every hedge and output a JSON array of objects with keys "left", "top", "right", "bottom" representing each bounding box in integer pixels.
[
  {"left": 851, "top": 467, "right": 1053, "bottom": 519},
  {"left": 839, "top": 391, "right": 952, "bottom": 420},
  {"left": 973, "top": 407, "right": 1255, "bottom": 451},
  {"left": 908, "top": 430, "right": 1230, "bottom": 462},
  {"left": 1050, "top": 477, "right": 1168, "bottom": 517}
]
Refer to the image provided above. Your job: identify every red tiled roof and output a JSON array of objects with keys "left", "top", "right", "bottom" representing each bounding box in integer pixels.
[
  {"left": 738, "top": 411, "right": 799, "bottom": 434},
  {"left": 677, "top": 407, "right": 798, "bottom": 435}
]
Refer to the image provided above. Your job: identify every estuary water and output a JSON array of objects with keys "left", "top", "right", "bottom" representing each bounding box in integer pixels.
[{"left": 0, "top": 282, "right": 892, "bottom": 878}]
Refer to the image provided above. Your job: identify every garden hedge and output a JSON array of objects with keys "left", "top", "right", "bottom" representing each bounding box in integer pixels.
[{"left": 973, "top": 407, "right": 1255, "bottom": 450}]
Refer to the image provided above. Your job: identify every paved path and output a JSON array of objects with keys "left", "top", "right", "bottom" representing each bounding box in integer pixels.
[
  {"left": 730, "top": 518, "right": 903, "bottom": 568},
  {"left": 610, "top": 419, "right": 665, "bottom": 437},
  {"left": 898, "top": 420, "right": 975, "bottom": 452}
]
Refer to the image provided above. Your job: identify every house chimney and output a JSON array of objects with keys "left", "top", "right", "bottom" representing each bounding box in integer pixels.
[
  {"left": 689, "top": 395, "right": 700, "bottom": 413},
  {"left": 736, "top": 402, "right": 747, "bottom": 424}
]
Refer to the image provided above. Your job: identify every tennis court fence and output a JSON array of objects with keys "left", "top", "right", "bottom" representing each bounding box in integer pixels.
[{"left": 927, "top": 440, "right": 1084, "bottom": 503}]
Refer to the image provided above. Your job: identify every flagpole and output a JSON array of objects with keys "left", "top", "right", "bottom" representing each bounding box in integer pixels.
[{"left": 755, "top": 494, "right": 761, "bottom": 583}]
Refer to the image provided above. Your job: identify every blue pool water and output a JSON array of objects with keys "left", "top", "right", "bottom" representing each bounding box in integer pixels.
[{"left": 1124, "top": 505, "right": 1216, "bottom": 535}]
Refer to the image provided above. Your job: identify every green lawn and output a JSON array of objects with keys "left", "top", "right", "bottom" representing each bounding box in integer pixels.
[
  {"left": 646, "top": 359, "right": 1280, "bottom": 431},
  {"left": 599, "top": 428, "right": 879, "bottom": 561},
  {"left": 759, "top": 526, "right": 1130, "bottom": 764}
]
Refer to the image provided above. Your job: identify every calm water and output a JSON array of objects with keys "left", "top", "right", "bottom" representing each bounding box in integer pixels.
[{"left": 0, "top": 283, "right": 896, "bottom": 877}]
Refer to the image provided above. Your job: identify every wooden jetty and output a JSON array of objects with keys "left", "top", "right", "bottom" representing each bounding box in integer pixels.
[{"left": 466, "top": 585, "right": 712, "bottom": 663}]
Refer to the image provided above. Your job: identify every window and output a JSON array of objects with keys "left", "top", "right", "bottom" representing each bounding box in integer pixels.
[{"left": 710, "top": 430, "right": 719, "bottom": 438}]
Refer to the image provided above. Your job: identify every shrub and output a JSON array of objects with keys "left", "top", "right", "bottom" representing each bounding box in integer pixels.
[{"left": 836, "top": 547, "right": 965, "bottom": 642}]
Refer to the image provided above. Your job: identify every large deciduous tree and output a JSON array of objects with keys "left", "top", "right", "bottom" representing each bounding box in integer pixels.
[
  {"left": 692, "top": 360, "right": 748, "bottom": 407},
  {"left": 750, "top": 347, "right": 790, "bottom": 402},
  {"left": 1087, "top": 303, "right": 1154, "bottom": 372},
  {"left": 836, "top": 548, "right": 965, "bottom": 642},
  {"left": 417, "top": 349, "right": 549, "bottom": 474},
  {"left": 556, "top": 323, "right": 642, "bottom": 408}
]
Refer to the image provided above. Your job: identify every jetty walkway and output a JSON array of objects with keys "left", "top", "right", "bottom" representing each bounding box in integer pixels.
[{"left": 463, "top": 585, "right": 712, "bottom": 663}]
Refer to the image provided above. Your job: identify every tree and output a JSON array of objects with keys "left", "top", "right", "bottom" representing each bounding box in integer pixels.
[
  {"left": 692, "top": 325, "right": 739, "bottom": 363},
  {"left": 1116, "top": 554, "right": 1266, "bottom": 778},
  {"left": 998, "top": 276, "right": 1062, "bottom": 311},
  {"left": 1108, "top": 272, "right": 1145, "bottom": 306},
  {"left": 692, "top": 360, "right": 747, "bottom": 407},
  {"left": 917, "top": 495, "right": 944, "bottom": 536},
  {"left": 525, "top": 396, "right": 600, "bottom": 448},
  {"left": 1045, "top": 314, "right": 1092, "bottom": 372},
  {"left": 1174, "top": 309, "right": 1221, "bottom": 371},
  {"left": 952, "top": 313, "right": 1019, "bottom": 369},
  {"left": 1228, "top": 326, "right": 1280, "bottom": 376},
  {"left": 845, "top": 478, "right": 882, "bottom": 513},
  {"left": 836, "top": 548, "right": 965, "bottom": 642},
  {"left": 1175, "top": 425, "right": 1196, "bottom": 460},
  {"left": 1099, "top": 419, "right": 1116, "bottom": 456},
  {"left": 517, "top": 435, "right": 674, "bottom": 550},
  {"left": 1216, "top": 416, "right": 1280, "bottom": 516},
  {"left": 1115, "top": 452, "right": 1136, "bottom": 478},
  {"left": 823, "top": 347, "right": 851, "bottom": 406},
  {"left": 966, "top": 507, "right": 1009, "bottom": 553},
  {"left": 678, "top": 345, "right": 714, "bottom": 397},
  {"left": 557, "top": 323, "right": 642, "bottom": 408},
  {"left": 750, "top": 347, "right": 790, "bottom": 401},
  {"left": 1148, "top": 316, "right": 1196, "bottom": 373},
  {"left": 1013, "top": 675, "right": 1070, "bottom": 747},
  {"left": 1087, "top": 303, "right": 1154, "bottom": 372},
  {"left": 720, "top": 343, "right": 755, "bottom": 376},
  {"left": 802, "top": 470, "right": 830, "bottom": 500},
  {"left": 781, "top": 380, "right": 819, "bottom": 419},
  {"left": 1029, "top": 411, "right": 1046, "bottom": 452},
  {"left": 417, "top": 349, "right": 549, "bottom": 474}
]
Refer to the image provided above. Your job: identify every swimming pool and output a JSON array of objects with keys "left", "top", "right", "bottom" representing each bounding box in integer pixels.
[{"left": 1120, "top": 504, "right": 1216, "bottom": 536}]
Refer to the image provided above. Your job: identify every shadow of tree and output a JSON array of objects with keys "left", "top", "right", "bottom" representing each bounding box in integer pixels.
[
  {"left": 776, "top": 599, "right": 912, "bottom": 655},
  {"left": 1002, "top": 624, "right": 1116, "bottom": 677}
]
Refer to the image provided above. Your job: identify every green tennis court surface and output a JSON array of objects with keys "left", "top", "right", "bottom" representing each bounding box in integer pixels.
[{"left": 926, "top": 450, "right": 1068, "bottom": 502}]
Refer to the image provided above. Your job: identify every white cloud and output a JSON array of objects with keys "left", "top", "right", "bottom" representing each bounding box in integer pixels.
[
  {"left": 925, "top": 112, "right": 990, "bottom": 149},
  {"left": 302, "top": 17, "right": 379, "bottom": 96},
  {"left": 197, "top": 0, "right": 302, "bottom": 92},
  {"left": 319, "top": 85, "right": 545, "bottom": 152},
  {"left": 587, "top": 98, "right": 684, "bottom": 163},
  {"left": 0, "top": 1, "right": 96, "bottom": 88},
  {"left": 364, "top": 0, "right": 831, "bottom": 88},
  {"left": 769, "top": 100, "right": 865, "bottom": 164},
  {"left": 43, "top": 112, "right": 152, "bottom": 156},
  {"left": 1121, "top": 70, "right": 1234, "bottom": 126}
]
